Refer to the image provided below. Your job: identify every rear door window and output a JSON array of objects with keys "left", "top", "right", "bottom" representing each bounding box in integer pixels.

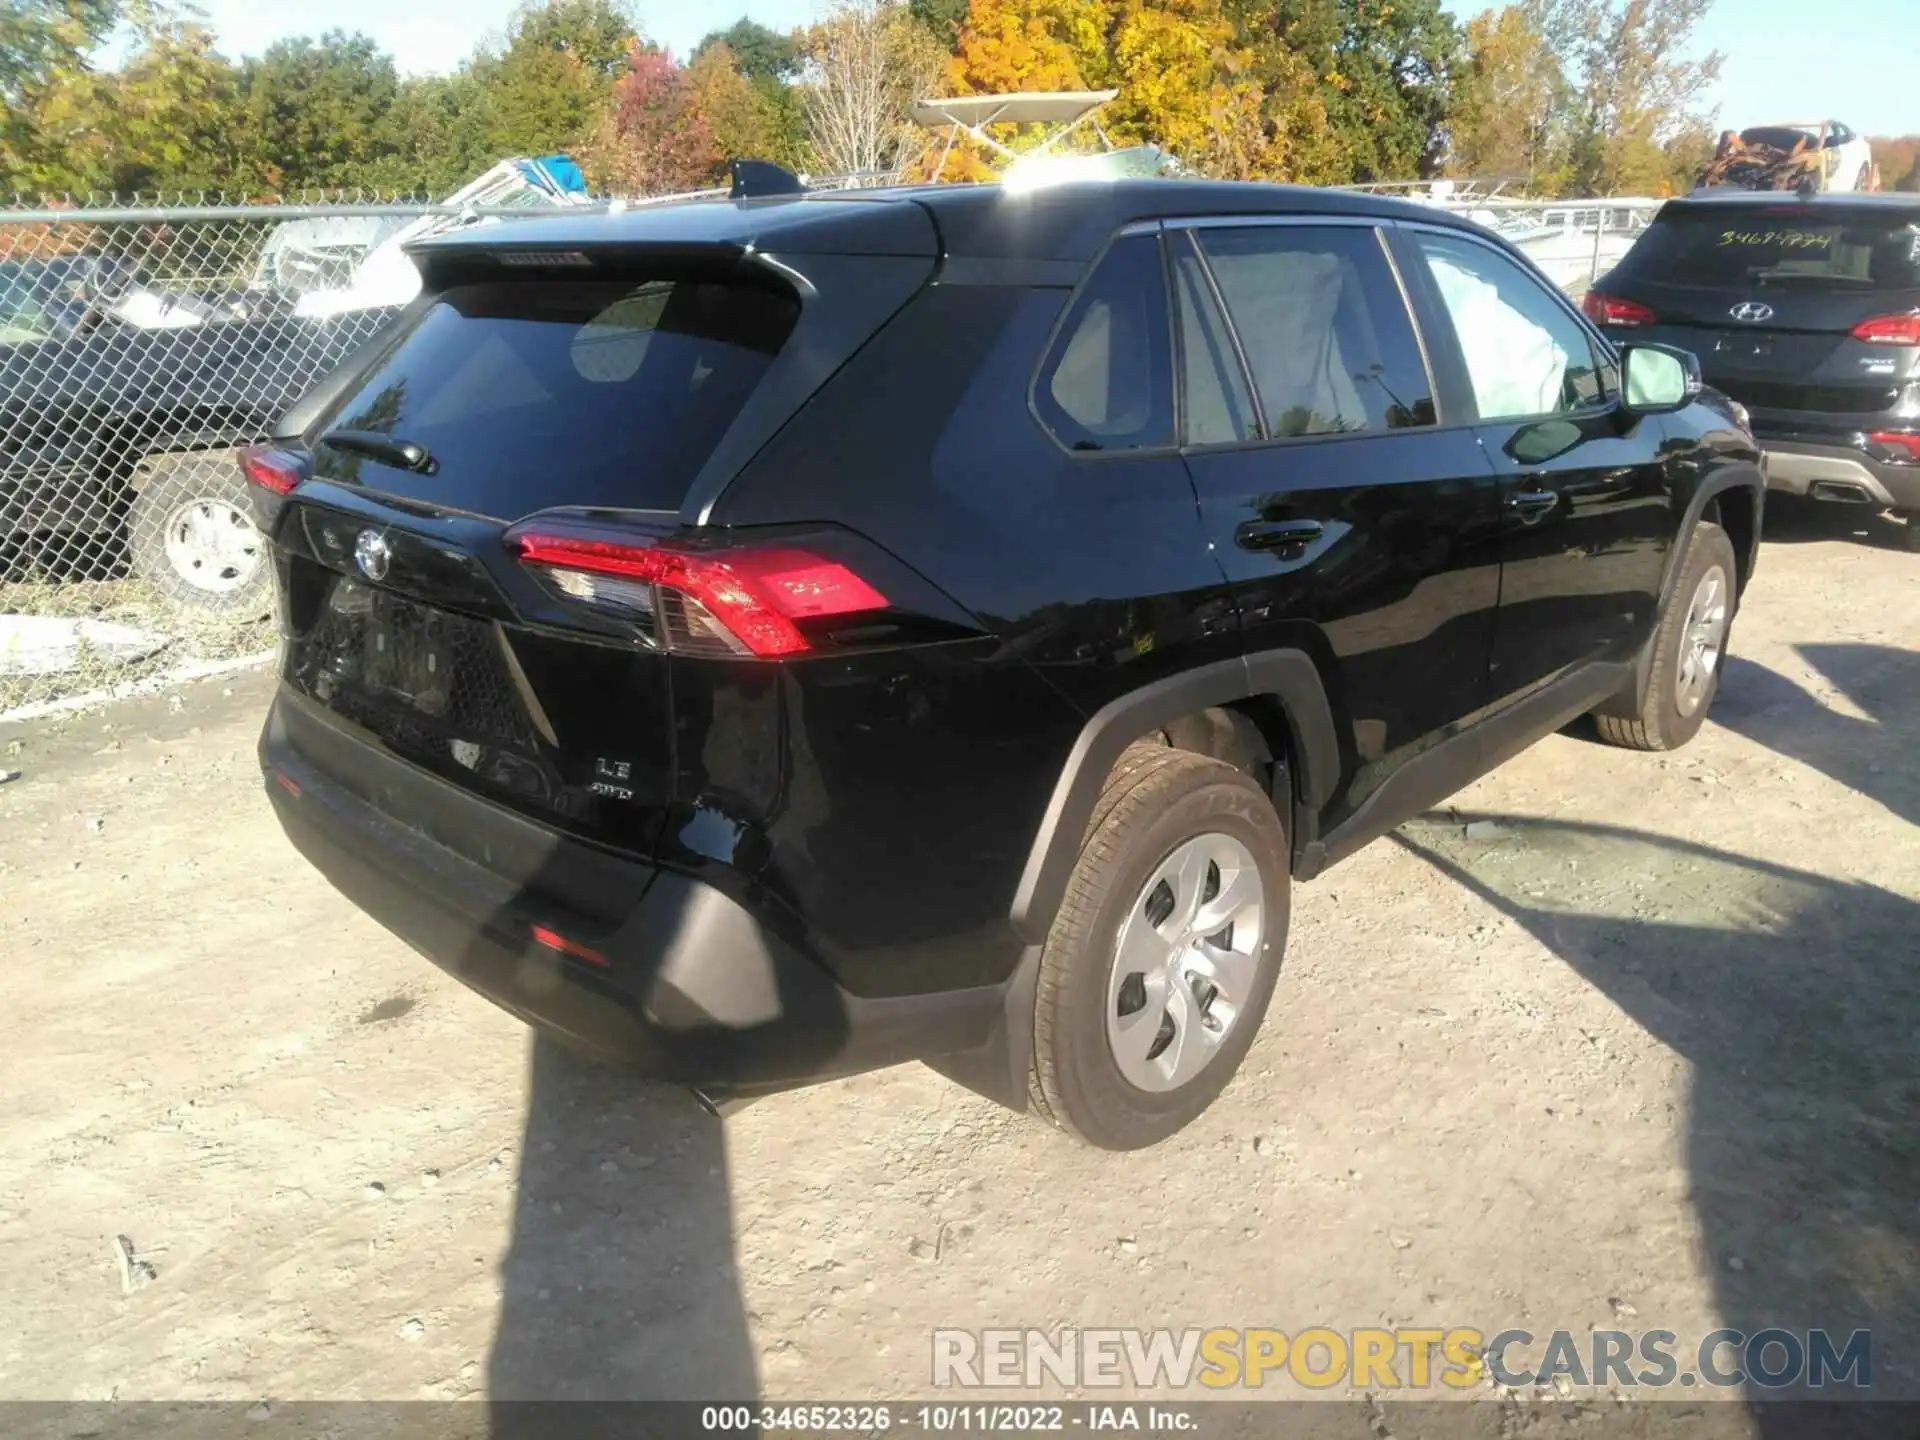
[
  {"left": 1193, "top": 225, "right": 1434, "bottom": 438},
  {"left": 314, "top": 277, "right": 799, "bottom": 516},
  {"left": 1034, "top": 233, "right": 1175, "bottom": 452},
  {"left": 1170, "top": 233, "right": 1256, "bottom": 446},
  {"left": 1627, "top": 208, "right": 1920, "bottom": 290}
]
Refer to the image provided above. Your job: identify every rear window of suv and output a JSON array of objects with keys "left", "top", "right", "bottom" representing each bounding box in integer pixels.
[
  {"left": 314, "top": 277, "right": 799, "bottom": 516},
  {"left": 1629, "top": 207, "right": 1920, "bottom": 289}
]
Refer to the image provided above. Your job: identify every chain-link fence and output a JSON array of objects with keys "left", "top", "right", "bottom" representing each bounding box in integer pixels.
[
  {"left": 0, "top": 198, "right": 536, "bottom": 716},
  {"left": 0, "top": 173, "right": 906, "bottom": 718}
]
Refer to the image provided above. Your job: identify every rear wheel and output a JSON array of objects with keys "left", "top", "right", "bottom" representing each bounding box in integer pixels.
[
  {"left": 128, "top": 452, "right": 271, "bottom": 619},
  {"left": 1029, "top": 744, "right": 1290, "bottom": 1150},
  {"left": 1594, "top": 521, "right": 1737, "bottom": 751}
]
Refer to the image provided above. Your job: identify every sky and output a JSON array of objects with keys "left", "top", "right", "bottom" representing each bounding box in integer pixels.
[{"left": 179, "top": 0, "right": 1920, "bottom": 140}]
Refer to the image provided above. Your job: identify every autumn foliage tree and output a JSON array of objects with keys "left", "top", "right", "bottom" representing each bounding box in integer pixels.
[
  {"left": 1447, "top": 3, "right": 1566, "bottom": 186},
  {"left": 1870, "top": 136, "right": 1920, "bottom": 193},
  {"left": 0, "top": 0, "right": 1736, "bottom": 203},
  {"left": 583, "top": 45, "right": 723, "bottom": 194}
]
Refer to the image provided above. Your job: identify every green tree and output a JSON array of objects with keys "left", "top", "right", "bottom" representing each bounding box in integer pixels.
[
  {"left": 0, "top": 0, "right": 120, "bottom": 193},
  {"left": 361, "top": 73, "right": 492, "bottom": 197},
  {"left": 1447, "top": 3, "right": 1569, "bottom": 188},
  {"left": 1231, "top": 0, "right": 1458, "bottom": 182},
  {"left": 1545, "top": 0, "right": 1723, "bottom": 195},
  {"left": 686, "top": 42, "right": 810, "bottom": 170},
  {"left": 105, "top": 5, "right": 243, "bottom": 193},
  {"left": 235, "top": 32, "right": 400, "bottom": 192},
  {"left": 694, "top": 19, "right": 802, "bottom": 83},
  {"left": 478, "top": 0, "right": 639, "bottom": 157},
  {"left": 23, "top": 2, "right": 243, "bottom": 195},
  {"left": 1, "top": 0, "right": 117, "bottom": 100},
  {"left": 908, "top": 0, "right": 974, "bottom": 44}
]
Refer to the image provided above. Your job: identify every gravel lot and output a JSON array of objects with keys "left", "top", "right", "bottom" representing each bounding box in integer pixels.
[{"left": 1, "top": 499, "right": 1914, "bottom": 1428}]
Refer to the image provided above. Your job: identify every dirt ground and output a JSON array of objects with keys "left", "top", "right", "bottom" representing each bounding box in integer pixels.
[{"left": 1, "top": 498, "right": 1914, "bottom": 1425}]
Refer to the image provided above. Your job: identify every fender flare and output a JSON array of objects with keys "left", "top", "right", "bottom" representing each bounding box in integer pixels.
[
  {"left": 1658, "top": 463, "right": 1765, "bottom": 610},
  {"left": 1008, "top": 649, "right": 1340, "bottom": 943}
]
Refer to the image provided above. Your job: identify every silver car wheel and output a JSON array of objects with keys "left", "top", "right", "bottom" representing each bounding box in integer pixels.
[
  {"left": 161, "top": 497, "right": 261, "bottom": 596},
  {"left": 1675, "top": 564, "right": 1729, "bottom": 717},
  {"left": 1106, "top": 831, "right": 1265, "bottom": 1093}
]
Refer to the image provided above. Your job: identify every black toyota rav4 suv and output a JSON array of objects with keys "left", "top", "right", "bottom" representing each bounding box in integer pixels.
[
  {"left": 1584, "top": 189, "right": 1920, "bottom": 547},
  {"left": 256, "top": 180, "right": 1763, "bottom": 1149}
]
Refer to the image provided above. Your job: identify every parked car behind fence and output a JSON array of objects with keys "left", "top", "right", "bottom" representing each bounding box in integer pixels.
[{"left": 0, "top": 198, "right": 596, "bottom": 713}]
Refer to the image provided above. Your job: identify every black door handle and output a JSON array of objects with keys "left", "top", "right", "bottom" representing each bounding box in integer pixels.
[
  {"left": 1506, "top": 488, "right": 1559, "bottom": 519},
  {"left": 1236, "top": 518, "right": 1325, "bottom": 552}
]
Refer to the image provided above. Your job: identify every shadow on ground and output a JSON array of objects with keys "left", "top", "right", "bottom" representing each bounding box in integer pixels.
[
  {"left": 1714, "top": 645, "right": 1920, "bottom": 830},
  {"left": 1396, "top": 813, "right": 1919, "bottom": 1421},
  {"left": 485, "top": 1040, "right": 756, "bottom": 1412}
]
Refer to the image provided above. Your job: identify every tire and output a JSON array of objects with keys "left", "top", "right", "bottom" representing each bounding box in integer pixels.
[
  {"left": 1593, "top": 521, "right": 1737, "bottom": 752},
  {"left": 1897, "top": 513, "right": 1920, "bottom": 552},
  {"left": 1029, "top": 744, "right": 1291, "bottom": 1150},
  {"left": 128, "top": 452, "right": 272, "bottom": 619}
]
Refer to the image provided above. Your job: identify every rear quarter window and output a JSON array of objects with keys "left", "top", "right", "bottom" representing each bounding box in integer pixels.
[
  {"left": 314, "top": 277, "right": 799, "bottom": 516},
  {"left": 1033, "top": 234, "right": 1175, "bottom": 453}
]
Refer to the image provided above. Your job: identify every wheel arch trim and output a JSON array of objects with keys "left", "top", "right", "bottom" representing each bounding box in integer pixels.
[
  {"left": 1662, "top": 464, "right": 1764, "bottom": 609},
  {"left": 1009, "top": 649, "right": 1339, "bottom": 943}
]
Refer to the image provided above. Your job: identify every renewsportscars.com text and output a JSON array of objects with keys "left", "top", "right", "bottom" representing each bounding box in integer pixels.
[{"left": 931, "top": 1327, "right": 1872, "bottom": 1392}]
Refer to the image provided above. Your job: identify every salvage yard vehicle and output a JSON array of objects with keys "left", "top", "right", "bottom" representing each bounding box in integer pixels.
[
  {"left": 1699, "top": 121, "right": 1878, "bottom": 195},
  {"left": 0, "top": 254, "right": 386, "bottom": 613},
  {"left": 1584, "top": 190, "right": 1920, "bottom": 548},
  {"left": 255, "top": 179, "right": 1764, "bottom": 1148}
]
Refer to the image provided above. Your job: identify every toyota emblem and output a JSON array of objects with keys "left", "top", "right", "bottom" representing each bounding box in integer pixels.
[
  {"left": 1729, "top": 301, "right": 1774, "bottom": 323},
  {"left": 354, "top": 529, "right": 392, "bottom": 583}
]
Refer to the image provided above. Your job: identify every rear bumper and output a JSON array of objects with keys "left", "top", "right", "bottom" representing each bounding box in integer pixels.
[
  {"left": 260, "top": 689, "right": 1007, "bottom": 1089},
  {"left": 1758, "top": 436, "right": 1920, "bottom": 511}
]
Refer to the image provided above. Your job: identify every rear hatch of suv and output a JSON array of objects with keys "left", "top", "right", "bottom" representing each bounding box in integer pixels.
[
  {"left": 1587, "top": 198, "right": 1920, "bottom": 431},
  {"left": 260, "top": 203, "right": 940, "bottom": 866}
]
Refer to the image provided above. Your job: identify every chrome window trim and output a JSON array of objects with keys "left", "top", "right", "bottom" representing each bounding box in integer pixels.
[{"left": 1173, "top": 227, "right": 1267, "bottom": 443}]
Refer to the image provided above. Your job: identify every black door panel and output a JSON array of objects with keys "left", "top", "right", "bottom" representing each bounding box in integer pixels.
[
  {"left": 1188, "top": 433, "right": 1503, "bottom": 825},
  {"left": 1479, "top": 411, "right": 1674, "bottom": 690},
  {"left": 1394, "top": 226, "right": 1674, "bottom": 699},
  {"left": 1173, "top": 221, "right": 1502, "bottom": 828}
]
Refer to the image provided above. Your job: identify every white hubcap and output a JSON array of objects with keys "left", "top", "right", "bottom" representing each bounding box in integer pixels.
[
  {"left": 162, "top": 498, "right": 261, "bottom": 595},
  {"left": 1107, "top": 832, "right": 1265, "bottom": 1093}
]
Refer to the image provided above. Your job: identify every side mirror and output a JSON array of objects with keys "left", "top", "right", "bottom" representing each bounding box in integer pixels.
[{"left": 1620, "top": 343, "right": 1701, "bottom": 414}]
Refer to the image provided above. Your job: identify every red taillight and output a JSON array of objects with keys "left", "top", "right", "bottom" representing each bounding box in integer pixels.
[
  {"left": 1580, "top": 292, "right": 1657, "bottom": 328},
  {"left": 509, "top": 533, "right": 889, "bottom": 659},
  {"left": 1851, "top": 313, "right": 1920, "bottom": 346},
  {"left": 240, "top": 445, "right": 304, "bottom": 496},
  {"left": 531, "top": 924, "right": 609, "bottom": 967},
  {"left": 1868, "top": 431, "right": 1920, "bottom": 463}
]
